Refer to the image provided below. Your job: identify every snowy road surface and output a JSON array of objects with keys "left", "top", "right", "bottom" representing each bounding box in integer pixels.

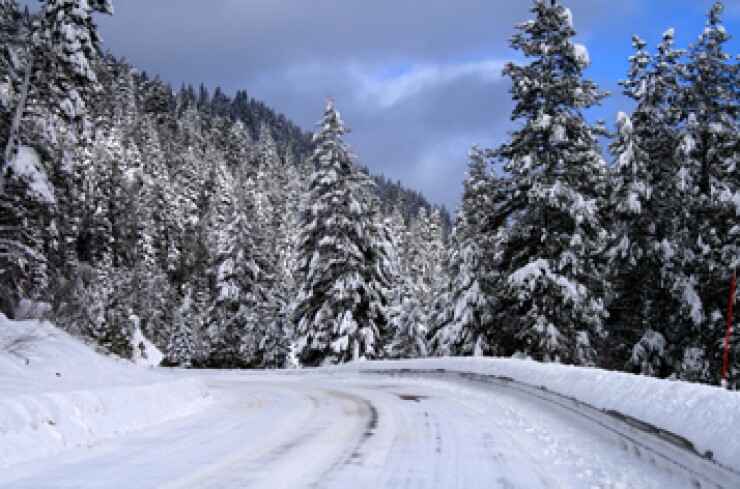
[{"left": 0, "top": 371, "right": 700, "bottom": 488}]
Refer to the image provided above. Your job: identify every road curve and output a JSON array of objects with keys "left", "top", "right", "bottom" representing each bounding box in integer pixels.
[{"left": 0, "top": 371, "right": 700, "bottom": 488}]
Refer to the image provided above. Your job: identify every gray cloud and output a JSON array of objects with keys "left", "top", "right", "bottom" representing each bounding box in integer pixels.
[{"left": 17, "top": 0, "right": 739, "bottom": 210}]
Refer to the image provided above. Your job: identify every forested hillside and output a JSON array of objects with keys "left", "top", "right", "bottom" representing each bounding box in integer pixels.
[
  {"left": 0, "top": 0, "right": 447, "bottom": 368},
  {"left": 0, "top": 0, "right": 737, "bottom": 386}
]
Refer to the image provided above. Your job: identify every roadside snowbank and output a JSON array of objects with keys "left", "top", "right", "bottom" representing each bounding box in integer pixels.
[
  {"left": 338, "top": 357, "right": 740, "bottom": 471},
  {"left": 0, "top": 315, "right": 212, "bottom": 469}
]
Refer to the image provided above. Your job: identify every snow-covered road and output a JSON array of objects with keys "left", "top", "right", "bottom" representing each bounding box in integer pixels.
[{"left": 0, "top": 371, "right": 699, "bottom": 489}]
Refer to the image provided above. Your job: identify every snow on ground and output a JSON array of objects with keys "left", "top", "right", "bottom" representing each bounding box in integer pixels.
[
  {"left": 131, "top": 324, "right": 164, "bottom": 367},
  {"left": 0, "top": 314, "right": 213, "bottom": 469},
  {"left": 336, "top": 357, "right": 740, "bottom": 471},
  {"left": 2, "top": 313, "right": 739, "bottom": 484}
]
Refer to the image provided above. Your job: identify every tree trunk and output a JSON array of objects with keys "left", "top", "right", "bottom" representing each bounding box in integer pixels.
[{"left": 1, "top": 54, "right": 33, "bottom": 194}]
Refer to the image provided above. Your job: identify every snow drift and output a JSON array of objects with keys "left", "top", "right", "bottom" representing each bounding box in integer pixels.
[{"left": 0, "top": 315, "right": 213, "bottom": 469}]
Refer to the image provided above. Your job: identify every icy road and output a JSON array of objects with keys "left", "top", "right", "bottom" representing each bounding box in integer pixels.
[{"left": 0, "top": 371, "right": 706, "bottom": 488}]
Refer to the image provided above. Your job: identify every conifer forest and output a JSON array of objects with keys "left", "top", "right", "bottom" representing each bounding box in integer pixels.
[{"left": 0, "top": 0, "right": 738, "bottom": 386}]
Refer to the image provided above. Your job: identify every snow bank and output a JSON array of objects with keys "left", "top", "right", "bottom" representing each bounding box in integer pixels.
[
  {"left": 0, "top": 315, "right": 212, "bottom": 469},
  {"left": 337, "top": 357, "right": 740, "bottom": 471}
]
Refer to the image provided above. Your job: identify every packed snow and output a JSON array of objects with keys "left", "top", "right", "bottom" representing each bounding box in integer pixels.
[
  {"left": 2, "top": 315, "right": 738, "bottom": 488},
  {"left": 337, "top": 357, "right": 740, "bottom": 471},
  {"left": 0, "top": 314, "right": 212, "bottom": 469}
]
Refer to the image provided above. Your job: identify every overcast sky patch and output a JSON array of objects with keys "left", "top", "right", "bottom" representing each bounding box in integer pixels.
[{"left": 16, "top": 0, "right": 740, "bottom": 210}]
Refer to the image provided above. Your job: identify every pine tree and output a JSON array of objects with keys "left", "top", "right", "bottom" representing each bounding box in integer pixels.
[
  {"left": 291, "top": 99, "right": 389, "bottom": 365},
  {"left": 607, "top": 31, "right": 686, "bottom": 375},
  {"left": 492, "top": 0, "right": 610, "bottom": 365},
  {"left": 0, "top": 0, "right": 24, "bottom": 150},
  {"left": 1, "top": 0, "right": 113, "bottom": 317},
  {"left": 205, "top": 183, "right": 269, "bottom": 368},
  {"left": 385, "top": 205, "right": 427, "bottom": 358},
  {"left": 2, "top": 0, "right": 114, "bottom": 173},
  {"left": 430, "top": 146, "right": 493, "bottom": 356},
  {"left": 168, "top": 286, "right": 197, "bottom": 367},
  {"left": 670, "top": 2, "right": 739, "bottom": 382},
  {"left": 254, "top": 122, "right": 290, "bottom": 345},
  {"left": 407, "top": 207, "right": 446, "bottom": 331}
]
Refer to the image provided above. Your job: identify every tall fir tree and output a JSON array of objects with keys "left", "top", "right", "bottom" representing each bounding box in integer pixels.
[
  {"left": 407, "top": 207, "right": 446, "bottom": 332},
  {"left": 670, "top": 2, "right": 739, "bottom": 382},
  {"left": 607, "top": 30, "right": 686, "bottom": 376},
  {"left": 492, "top": 0, "right": 611, "bottom": 365},
  {"left": 385, "top": 205, "right": 427, "bottom": 358},
  {"left": 205, "top": 179, "right": 270, "bottom": 368},
  {"left": 291, "top": 99, "right": 390, "bottom": 365},
  {"left": 430, "top": 146, "right": 493, "bottom": 356}
]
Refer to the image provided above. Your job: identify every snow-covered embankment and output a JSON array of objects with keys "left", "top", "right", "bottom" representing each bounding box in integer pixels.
[
  {"left": 338, "top": 357, "right": 740, "bottom": 471},
  {"left": 0, "top": 315, "right": 213, "bottom": 469}
]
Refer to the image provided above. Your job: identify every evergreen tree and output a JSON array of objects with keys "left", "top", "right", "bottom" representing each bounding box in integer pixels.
[
  {"left": 670, "top": 2, "right": 739, "bottom": 382},
  {"left": 430, "top": 146, "right": 493, "bottom": 356},
  {"left": 2, "top": 0, "right": 114, "bottom": 171},
  {"left": 492, "top": 0, "right": 610, "bottom": 365},
  {"left": 291, "top": 99, "right": 389, "bottom": 365},
  {"left": 205, "top": 182, "right": 269, "bottom": 368},
  {"left": 407, "top": 207, "right": 446, "bottom": 330},
  {"left": 607, "top": 31, "right": 685, "bottom": 376},
  {"left": 168, "top": 286, "right": 197, "bottom": 367},
  {"left": 385, "top": 206, "right": 426, "bottom": 358},
  {"left": 0, "top": 0, "right": 24, "bottom": 150}
]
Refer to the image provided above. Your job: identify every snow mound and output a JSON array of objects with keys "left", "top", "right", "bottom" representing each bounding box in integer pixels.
[
  {"left": 0, "top": 315, "right": 212, "bottom": 469},
  {"left": 337, "top": 357, "right": 740, "bottom": 471}
]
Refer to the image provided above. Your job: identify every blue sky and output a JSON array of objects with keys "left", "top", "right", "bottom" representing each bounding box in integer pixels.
[{"left": 19, "top": 0, "right": 740, "bottom": 211}]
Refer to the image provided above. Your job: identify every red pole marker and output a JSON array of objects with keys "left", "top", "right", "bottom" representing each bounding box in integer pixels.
[{"left": 721, "top": 269, "right": 737, "bottom": 388}]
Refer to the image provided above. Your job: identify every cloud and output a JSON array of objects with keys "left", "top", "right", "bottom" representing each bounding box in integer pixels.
[
  {"left": 15, "top": 0, "right": 738, "bottom": 211},
  {"left": 355, "top": 58, "right": 507, "bottom": 110}
]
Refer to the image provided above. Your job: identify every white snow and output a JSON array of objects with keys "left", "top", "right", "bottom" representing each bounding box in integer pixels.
[
  {"left": 508, "top": 258, "right": 585, "bottom": 306},
  {"left": 627, "top": 190, "right": 642, "bottom": 214},
  {"left": 337, "top": 357, "right": 740, "bottom": 470},
  {"left": 562, "top": 7, "right": 573, "bottom": 28},
  {"left": 681, "top": 276, "right": 705, "bottom": 325},
  {"left": 573, "top": 43, "right": 590, "bottom": 67},
  {"left": 508, "top": 258, "right": 549, "bottom": 288},
  {"left": 551, "top": 123, "right": 567, "bottom": 142},
  {"left": 0, "top": 314, "right": 212, "bottom": 469},
  {"left": 3, "top": 316, "right": 739, "bottom": 483},
  {"left": 131, "top": 322, "right": 163, "bottom": 367},
  {"left": 8, "top": 146, "right": 55, "bottom": 204}
]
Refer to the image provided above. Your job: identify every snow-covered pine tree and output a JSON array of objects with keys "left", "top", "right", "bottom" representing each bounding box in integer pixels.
[
  {"left": 407, "top": 207, "right": 446, "bottom": 332},
  {"left": 205, "top": 178, "right": 270, "bottom": 368},
  {"left": 280, "top": 149, "right": 303, "bottom": 299},
  {"left": 670, "top": 2, "right": 739, "bottom": 382},
  {"left": 254, "top": 122, "right": 291, "bottom": 346},
  {"left": 168, "top": 285, "right": 197, "bottom": 367},
  {"left": 0, "top": 0, "right": 24, "bottom": 149},
  {"left": 0, "top": 3, "right": 41, "bottom": 315},
  {"left": 384, "top": 205, "right": 427, "bottom": 358},
  {"left": 492, "top": 0, "right": 610, "bottom": 365},
  {"left": 1, "top": 0, "right": 113, "bottom": 318},
  {"left": 430, "top": 146, "right": 493, "bottom": 356},
  {"left": 607, "top": 31, "right": 685, "bottom": 376},
  {"left": 291, "top": 98, "right": 390, "bottom": 365},
  {"left": 110, "top": 59, "right": 139, "bottom": 130},
  {"left": 129, "top": 116, "right": 176, "bottom": 350},
  {"left": 2, "top": 0, "right": 114, "bottom": 174}
]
